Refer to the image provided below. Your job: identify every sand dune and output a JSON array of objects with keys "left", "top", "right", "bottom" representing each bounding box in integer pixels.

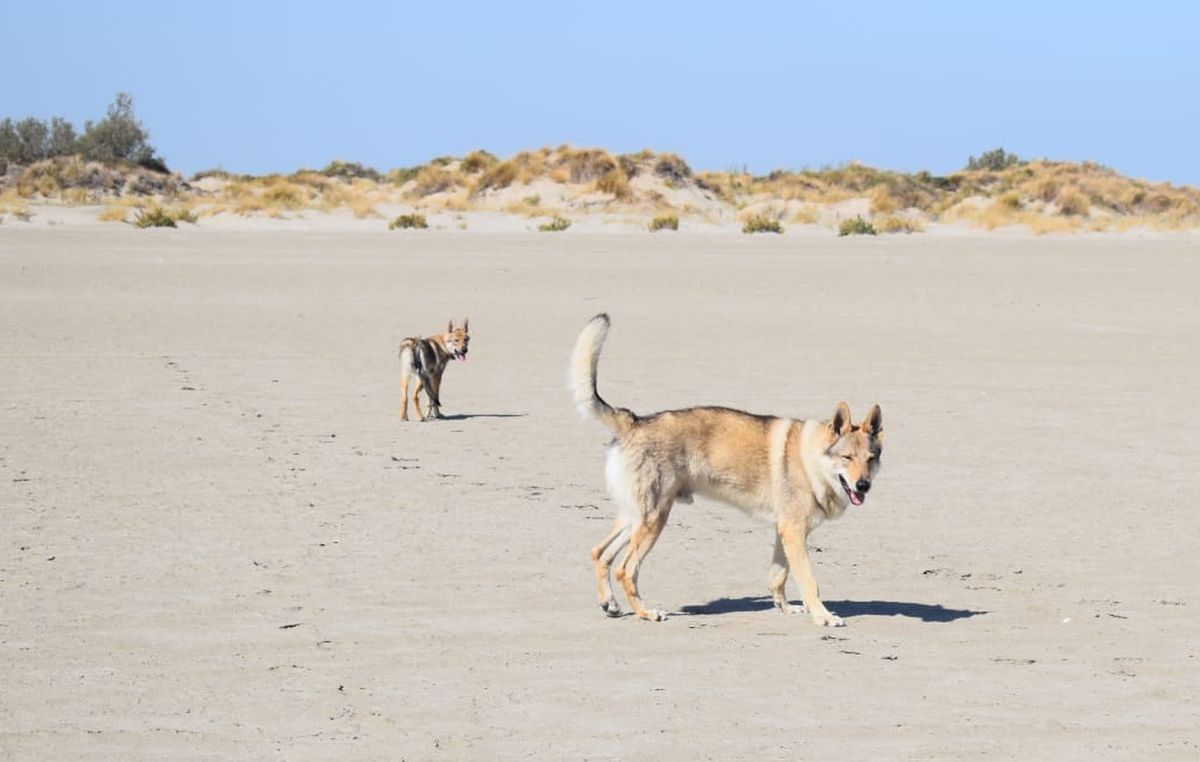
[{"left": 5, "top": 146, "right": 1200, "bottom": 234}]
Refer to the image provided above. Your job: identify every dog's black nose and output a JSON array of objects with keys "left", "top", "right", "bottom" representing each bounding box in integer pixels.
[{"left": 855, "top": 479, "right": 871, "bottom": 493}]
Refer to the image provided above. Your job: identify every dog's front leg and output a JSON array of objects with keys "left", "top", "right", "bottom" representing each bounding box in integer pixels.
[
  {"left": 778, "top": 520, "right": 844, "bottom": 627},
  {"left": 767, "top": 533, "right": 803, "bottom": 614}
]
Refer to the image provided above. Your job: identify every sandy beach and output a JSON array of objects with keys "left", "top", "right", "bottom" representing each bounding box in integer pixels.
[{"left": 2, "top": 221, "right": 1198, "bottom": 759}]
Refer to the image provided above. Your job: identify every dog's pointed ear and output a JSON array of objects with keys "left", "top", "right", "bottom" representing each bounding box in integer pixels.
[
  {"left": 447, "top": 319, "right": 455, "bottom": 333},
  {"left": 862, "top": 404, "right": 883, "bottom": 437},
  {"left": 462, "top": 317, "right": 469, "bottom": 331},
  {"left": 831, "top": 401, "right": 852, "bottom": 436}
]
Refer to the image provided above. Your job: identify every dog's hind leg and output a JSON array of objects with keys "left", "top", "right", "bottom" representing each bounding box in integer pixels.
[
  {"left": 399, "top": 369, "right": 411, "bottom": 420},
  {"left": 768, "top": 532, "right": 803, "bottom": 614},
  {"left": 614, "top": 504, "right": 672, "bottom": 622},
  {"left": 591, "top": 520, "right": 631, "bottom": 616},
  {"left": 427, "top": 368, "right": 444, "bottom": 419},
  {"left": 411, "top": 379, "right": 426, "bottom": 422}
]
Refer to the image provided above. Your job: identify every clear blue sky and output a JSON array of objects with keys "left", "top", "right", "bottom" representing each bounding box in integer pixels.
[{"left": 6, "top": 1, "right": 1198, "bottom": 184}]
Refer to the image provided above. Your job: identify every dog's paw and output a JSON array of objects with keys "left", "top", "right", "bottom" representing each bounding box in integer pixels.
[
  {"left": 639, "top": 609, "right": 667, "bottom": 622},
  {"left": 600, "top": 599, "right": 622, "bottom": 618},
  {"left": 775, "top": 600, "right": 806, "bottom": 615},
  {"left": 812, "top": 611, "right": 845, "bottom": 627}
]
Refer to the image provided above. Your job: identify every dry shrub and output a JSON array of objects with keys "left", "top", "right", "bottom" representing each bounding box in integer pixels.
[
  {"left": 1056, "top": 186, "right": 1089, "bottom": 216},
  {"left": 440, "top": 192, "right": 469, "bottom": 212},
  {"left": 474, "top": 160, "right": 519, "bottom": 193},
  {"left": 349, "top": 196, "right": 379, "bottom": 218},
  {"left": 653, "top": 153, "right": 692, "bottom": 183},
  {"left": 868, "top": 185, "right": 897, "bottom": 214},
  {"left": 132, "top": 206, "right": 176, "bottom": 228},
  {"left": 503, "top": 200, "right": 555, "bottom": 217},
  {"left": 538, "top": 215, "right": 571, "bottom": 232},
  {"left": 743, "top": 213, "right": 783, "bottom": 234},
  {"left": 410, "top": 165, "right": 458, "bottom": 197},
  {"left": 59, "top": 156, "right": 87, "bottom": 185},
  {"left": 649, "top": 214, "right": 678, "bottom": 232},
  {"left": 997, "top": 191, "right": 1022, "bottom": 210},
  {"left": 838, "top": 215, "right": 876, "bottom": 236},
  {"left": 1029, "top": 176, "right": 1060, "bottom": 203},
  {"left": 98, "top": 204, "right": 129, "bottom": 222},
  {"left": 790, "top": 204, "right": 819, "bottom": 225},
  {"left": 557, "top": 148, "right": 616, "bottom": 183},
  {"left": 260, "top": 183, "right": 305, "bottom": 210},
  {"left": 970, "top": 201, "right": 1020, "bottom": 231},
  {"left": 388, "top": 166, "right": 421, "bottom": 185},
  {"left": 1024, "top": 214, "right": 1080, "bottom": 234},
  {"left": 460, "top": 150, "right": 497, "bottom": 174},
  {"left": 875, "top": 215, "right": 925, "bottom": 234},
  {"left": 389, "top": 213, "right": 428, "bottom": 230},
  {"left": 595, "top": 167, "right": 630, "bottom": 199},
  {"left": 63, "top": 187, "right": 92, "bottom": 205}
]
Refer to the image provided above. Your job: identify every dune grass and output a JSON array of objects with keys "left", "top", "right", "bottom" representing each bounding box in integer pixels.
[
  {"left": 874, "top": 215, "right": 925, "bottom": 234},
  {"left": 838, "top": 215, "right": 877, "bottom": 236},
  {"left": 649, "top": 214, "right": 679, "bottom": 232},
  {"left": 538, "top": 215, "right": 571, "bottom": 232},
  {"left": 389, "top": 213, "right": 428, "bottom": 230},
  {"left": 132, "top": 206, "right": 187, "bottom": 228},
  {"left": 742, "top": 213, "right": 783, "bottom": 234}
]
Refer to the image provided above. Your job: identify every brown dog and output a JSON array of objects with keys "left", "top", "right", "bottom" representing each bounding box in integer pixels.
[
  {"left": 571, "top": 314, "right": 883, "bottom": 626},
  {"left": 399, "top": 319, "right": 469, "bottom": 421}
]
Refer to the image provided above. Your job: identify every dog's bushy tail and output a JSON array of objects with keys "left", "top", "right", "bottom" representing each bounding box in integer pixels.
[{"left": 571, "top": 313, "right": 634, "bottom": 434}]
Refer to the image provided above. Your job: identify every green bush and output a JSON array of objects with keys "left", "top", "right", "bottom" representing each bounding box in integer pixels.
[
  {"left": 389, "top": 213, "right": 428, "bottom": 230},
  {"left": 649, "top": 214, "right": 679, "bottom": 232},
  {"left": 388, "top": 166, "right": 422, "bottom": 185},
  {"left": 742, "top": 213, "right": 783, "bottom": 234},
  {"left": 132, "top": 206, "right": 177, "bottom": 228},
  {"left": 538, "top": 215, "right": 571, "bottom": 232},
  {"left": 838, "top": 215, "right": 877, "bottom": 236},
  {"left": 966, "top": 147, "right": 1021, "bottom": 172},
  {"left": 76, "top": 93, "right": 165, "bottom": 170},
  {"left": 320, "top": 160, "right": 381, "bottom": 181}
]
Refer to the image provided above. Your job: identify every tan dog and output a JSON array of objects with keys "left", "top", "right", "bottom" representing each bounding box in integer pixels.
[
  {"left": 399, "top": 319, "right": 470, "bottom": 421},
  {"left": 571, "top": 314, "right": 883, "bottom": 627}
]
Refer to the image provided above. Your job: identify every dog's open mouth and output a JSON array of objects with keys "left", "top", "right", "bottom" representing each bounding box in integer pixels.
[{"left": 839, "top": 474, "right": 865, "bottom": 506}]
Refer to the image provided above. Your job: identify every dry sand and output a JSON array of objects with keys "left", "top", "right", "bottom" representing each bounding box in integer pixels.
[{"left": 2, "top": 220, "right": 1198, "bottom": 759}]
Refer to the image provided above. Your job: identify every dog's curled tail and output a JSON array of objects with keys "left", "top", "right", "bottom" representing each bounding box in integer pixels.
[{"left": 571, "top": 313, "right": 635, "bottom": 434}]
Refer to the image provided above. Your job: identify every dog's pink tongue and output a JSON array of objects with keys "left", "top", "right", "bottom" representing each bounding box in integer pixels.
[{"left": 850, "top": 492, "right": 864, "bottom": 506}]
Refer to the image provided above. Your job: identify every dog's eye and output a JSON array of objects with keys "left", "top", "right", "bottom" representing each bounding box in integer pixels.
[{"left": 841, "top": 455, "right": 853, "bottom": 462}]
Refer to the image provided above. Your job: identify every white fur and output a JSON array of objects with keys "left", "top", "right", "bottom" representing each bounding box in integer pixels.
[
  {"left": 604, "top": 445, "right": 638, "bottom": 524},
  {"left": 800, "top": 419, "right": 847, "bottom": 524},
  {"left": 570, "top": 314, "right": 611, "bottom": 422}
]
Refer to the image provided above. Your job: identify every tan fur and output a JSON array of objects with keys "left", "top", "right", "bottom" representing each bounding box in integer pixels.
[
  {"left": 399, "top": 319, "right": 470, "bottom": 421},
  {"left": 571, "top": 314, "right": 883, "bottom": 626}
]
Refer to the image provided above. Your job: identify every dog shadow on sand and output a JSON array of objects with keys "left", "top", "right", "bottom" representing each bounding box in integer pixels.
[
  {"left": 433, "top": 412, "right": 527, "bottom": 421},
  {"left": 677, "top": 596, "right": 986, "bottom": 622}
]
